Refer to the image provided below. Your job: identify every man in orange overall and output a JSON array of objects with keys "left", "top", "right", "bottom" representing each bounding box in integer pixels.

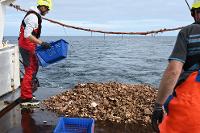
[
  {"left": 18, "top": 0, "right": 52, "bottom": 106},
  {"left": 152, "top": 0, "right": 200, "bottom": 132}
]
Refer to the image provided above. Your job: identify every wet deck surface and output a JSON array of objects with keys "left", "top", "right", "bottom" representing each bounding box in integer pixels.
[
  {"left": 0, "top": 104, "right": 153, "bottom": 133},
  {"left": 0, "top": 87, "right": 153, "bottom": 133},
  {"left": 0, "top": 105, "right": 56, "bottom": 133}
]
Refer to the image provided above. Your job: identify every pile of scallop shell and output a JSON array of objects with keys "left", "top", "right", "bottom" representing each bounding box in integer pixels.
[{"left": 43, "top": 82, "right": 157, "bottom": 126}]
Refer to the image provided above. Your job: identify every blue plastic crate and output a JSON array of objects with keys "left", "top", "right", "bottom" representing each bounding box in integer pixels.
[
  {"left": 54, "top": 117, "right": 94, "bottom": 133},
  {"left": 36, "top": 39, "right": 68, "bottom": 67}
]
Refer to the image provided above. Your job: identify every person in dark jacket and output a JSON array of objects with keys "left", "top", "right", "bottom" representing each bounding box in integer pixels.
[{"left": 152, "top": 0, "right": 200, "bottom": 132}]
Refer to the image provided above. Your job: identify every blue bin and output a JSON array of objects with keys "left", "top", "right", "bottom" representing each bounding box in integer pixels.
[
  {"left": 54, "top": 117, "right": 95, "bottom": 133},
  {"left": 36, "top": 39, "right": 68, "bottom": 67}
]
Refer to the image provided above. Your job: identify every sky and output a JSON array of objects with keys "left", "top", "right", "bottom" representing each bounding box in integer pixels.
[{"left": 4, "top": 0, "right": 195, "bottom": 36}]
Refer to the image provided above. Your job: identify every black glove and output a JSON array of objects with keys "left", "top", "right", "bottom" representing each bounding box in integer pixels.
[
  {"left": 41, "top": 42, "right": 51, "bottom": 49},
  {"left": 151, "top": 103, "right": 164, "bottom": 133}
]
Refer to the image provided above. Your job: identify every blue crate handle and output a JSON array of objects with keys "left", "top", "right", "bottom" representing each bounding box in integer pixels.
[{"left": 49, "top": 41, "right": 55, "bottom": 46}]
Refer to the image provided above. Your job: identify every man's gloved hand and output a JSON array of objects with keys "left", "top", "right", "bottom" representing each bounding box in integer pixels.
[
  {"left": 151, "top": 103, "right": 164, "bottom": 133},
  {"left": 41, "top": 42, "right": 51, "bottom": 49}
]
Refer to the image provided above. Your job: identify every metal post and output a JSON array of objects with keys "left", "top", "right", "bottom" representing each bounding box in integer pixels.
[
  {"left": 0, "top": 0, "right": 15, "bottom": 48},
  {"left": 0, "top": 2, "right": 5, "bottom": 48},
  {"left": 91, "top": 31, "right": 93, "bottom": 37}
]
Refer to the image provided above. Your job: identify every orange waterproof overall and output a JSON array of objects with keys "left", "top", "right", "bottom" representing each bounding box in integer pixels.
[{"left": 159, "top": 71, "right": 200, "bottom": 132}]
